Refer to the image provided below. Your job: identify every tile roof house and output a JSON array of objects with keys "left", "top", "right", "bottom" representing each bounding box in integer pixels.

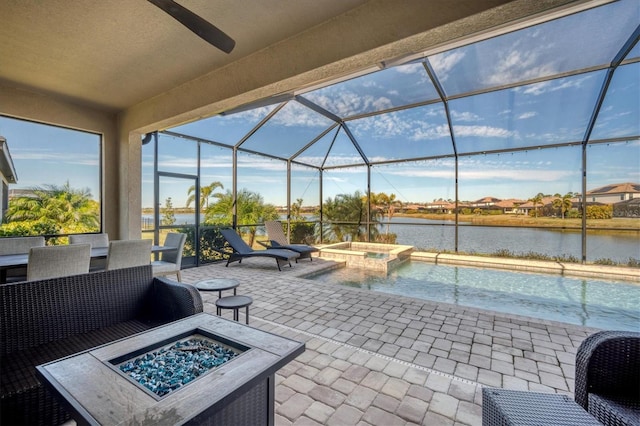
[{"left": 584, "top": 182, "right": 640, "bottom": 204}]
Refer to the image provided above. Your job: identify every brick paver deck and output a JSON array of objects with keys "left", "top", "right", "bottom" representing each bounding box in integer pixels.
[{"left": 182, "top": 256, "right": 599, "bottom": 426}]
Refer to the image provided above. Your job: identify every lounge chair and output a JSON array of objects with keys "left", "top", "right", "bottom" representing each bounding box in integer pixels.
[
  {"left": 259, "top": 220, "right": 319, "bottom": 261},
  {"left": 219, "top": 228, "right": 299, "bottom": 271}
]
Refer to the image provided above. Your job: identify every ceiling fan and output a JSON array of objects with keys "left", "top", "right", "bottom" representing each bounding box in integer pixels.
[{"left": 147, "top": 0, "right": 235, "bottom": 53}]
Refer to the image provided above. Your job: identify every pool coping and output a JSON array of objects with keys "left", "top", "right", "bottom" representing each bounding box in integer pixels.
[
  {"left": 410, "top": 252, "right": 640, "bottom": 282},
  {"left": 318, "top": 242, "right": 414, "bottom": 273}
]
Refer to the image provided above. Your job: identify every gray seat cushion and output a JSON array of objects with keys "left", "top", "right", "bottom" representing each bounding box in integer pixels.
[{"left": 1, "top": 319, "right": 151, "bottom": 397}]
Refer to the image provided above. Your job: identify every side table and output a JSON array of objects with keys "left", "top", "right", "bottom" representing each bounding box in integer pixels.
[
  {"left": 195, "top": 278, "right": 239, "bottom": 298},
  {"left": 482, "top": 388, "right": 601, "bottom": 426},
  {"left": 216, "top": 295, "right": 253, "bottom": 324}
]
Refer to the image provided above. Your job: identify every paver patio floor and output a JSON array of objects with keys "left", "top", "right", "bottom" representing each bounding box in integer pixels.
[{"left": 182, "top": 256, "right": 599, "bottom": 426}]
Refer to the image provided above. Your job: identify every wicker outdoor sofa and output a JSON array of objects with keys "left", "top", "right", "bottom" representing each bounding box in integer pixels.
[{"left": 0, "top": 265, "right": 203, "bottom": 425}]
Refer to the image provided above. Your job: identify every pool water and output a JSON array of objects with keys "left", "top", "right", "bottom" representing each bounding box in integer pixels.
[{"left": 307, "top": 261, "right": 640, "bottom": 331}]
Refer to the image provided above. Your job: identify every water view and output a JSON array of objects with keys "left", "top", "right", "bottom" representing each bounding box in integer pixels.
[
  {"left": 144, "top": 214, "right": 639, "bottom": 263},
  {"left": 307, "top": 261, "right": 640, "bottom": 331},
  {"left": 387, "top": 217, "right": 640, "bottom": 263}
]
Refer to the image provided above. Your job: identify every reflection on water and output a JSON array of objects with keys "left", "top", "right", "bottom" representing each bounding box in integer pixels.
[
  {"left": 308, "top": 262, "right": 640, "bottom": 331},
  {"left": 387, "top": 217, "right": 639, "bottom": 263},
  {"left": 142, "top": 215, "right": 639, "bottom": 263}
]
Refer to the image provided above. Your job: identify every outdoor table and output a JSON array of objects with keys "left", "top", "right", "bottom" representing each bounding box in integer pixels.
[
  {"left": 195, "top": 277, "right": 240, "bottom": 298},
  {"left": 36, "top": 313, "right": 304, "bottom": 425},
  {"left": 0, "top": 244, "right": 172, "bottom": 283}
]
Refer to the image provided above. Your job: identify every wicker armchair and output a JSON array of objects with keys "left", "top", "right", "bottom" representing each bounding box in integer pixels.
[{"left": 575, "top": 330, "right": 640, "bottom": 426}]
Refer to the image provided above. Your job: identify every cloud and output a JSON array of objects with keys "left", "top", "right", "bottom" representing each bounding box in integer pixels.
[
  {"left": 429, "top": 51, "right": 465, "bottom": 82},
  {"left": 394, "top": 62, "right": 424, "bottom": 75},
  {"left": 453, "top": 125, "right": 518, "bottom": 138},
  {"left": 459, "top": 167, "right": 573, "bottom": 182},
  {"left": 307, "top": 91, "right": 393, "bottom": 117},
  {"left": 236, "top": 156, "right": 287, "bottom": 172},
  {"left": 12, "top": 149, "right": 98, "bottom": 166},
  {"left": 371, "top": 160, "right": 573, "bottom": 182},
  {"left": 411, "top": 124, "right": 451, "bottom": 140},
  {"left": 518, "top": 111, "right": 537, "bottom": 119},
  {"left": 295, "top": 153, "right": 365, "bottom": 167},
  {"left": 226, "top": 105, "right": 276, "bottom": 123},
  {"left": 484, "top": 49, "right": 559, "bottom": 87},
  {"left": 270, "top": 101, "right": 333, "bottom": 127},
  {"left": 385, "top": 168, "right": 455, "bottom": 179},
  {"left": 520, "top": 74, "right": 593, "bottom": 96},
  {"left": 351, "top": 112, "right": 412, "bottom": 138},
  {"left": 450, "top": 110, "right": 481, "bottom": 122}
]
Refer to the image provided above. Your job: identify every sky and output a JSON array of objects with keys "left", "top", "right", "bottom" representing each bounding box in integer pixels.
[
  {"left": 1, "top": 0, "right": 639, "bottom": 209},
  {"left": 0, "top": 116, "right": 101, "bottom": 199}
]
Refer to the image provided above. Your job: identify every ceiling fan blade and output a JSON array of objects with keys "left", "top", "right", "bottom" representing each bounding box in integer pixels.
[{"left": 148, "top": 0, "right": 235, "bottom": 53}]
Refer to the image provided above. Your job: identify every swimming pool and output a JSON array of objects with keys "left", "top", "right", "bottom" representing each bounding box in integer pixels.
[{"left": 306, "top": 261, "right": 640, "bottom": 331}]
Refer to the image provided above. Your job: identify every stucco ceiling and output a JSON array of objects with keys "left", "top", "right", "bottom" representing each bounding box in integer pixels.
[{"left": 0, "top": 0, "right": 370, "bottom": 112}]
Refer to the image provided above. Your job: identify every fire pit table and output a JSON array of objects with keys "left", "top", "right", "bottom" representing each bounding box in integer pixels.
[{"left": 36, "top": 313, "right": 304, "bottom": 425}]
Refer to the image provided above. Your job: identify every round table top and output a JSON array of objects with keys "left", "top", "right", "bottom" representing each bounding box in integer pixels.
[
  {"left": 215, "top": 295, "right": 253, "bottom": 309},
  {"left": 195, "top": 278, "right": 240, "bottom": 291}
]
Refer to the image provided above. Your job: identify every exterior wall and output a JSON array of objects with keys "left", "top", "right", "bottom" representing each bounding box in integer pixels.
[
  {"left": 0, "top": 84, "right": 120, "bottom": 238},
  {"left": 590, "top": 194, "right": 632, "bottom": 203},
  {"left": 0, "top": 178, "right": 6, "bottom": 222}
]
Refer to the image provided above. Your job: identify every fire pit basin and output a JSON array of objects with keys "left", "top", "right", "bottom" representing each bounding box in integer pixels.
[{"left": 113, "top": 332, "right": 246, "bottom": 399}]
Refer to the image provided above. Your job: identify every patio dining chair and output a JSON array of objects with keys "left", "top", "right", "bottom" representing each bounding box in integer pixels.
[
  {"left": 0, "top": 236, "right": 45, "bottom": 282},
  {"left": 152, "top": 232, "right": 186, "bottom": 282},
  {"left": 68, "top": 233, "right": 109, "bottom": 248},
  {"left": 27, "top": 244, "right": 91, "bottom": 281},
  {"left": 260, "top": 220, "right": 318, "bottom": 262},
  {"left": 105, "top": 239, "right": 152, "bottom": 270},
  {"left": 69, "top": 233, "right": 109, "bottom": 271}
]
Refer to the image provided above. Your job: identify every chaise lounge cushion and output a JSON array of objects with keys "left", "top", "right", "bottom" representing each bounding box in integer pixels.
[
  {"left": 219, "top": 228, "right": 299, "bottom": 271},
  {"left": 262, "top": 220, "right": 319, "bottom": 261}
]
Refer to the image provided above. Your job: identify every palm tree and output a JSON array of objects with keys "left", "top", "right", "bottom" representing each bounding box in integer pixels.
[
  {"left": 553, "top": 192, "right": 574, "bottom": 219},
  {"left": 4, "top": 181, "right": 99, "bottom": 234},
  {"left": 528, "top": 192, "right": 544, "bottom": 218},
  {"left": 322, "top": 191, "right": 380, "bottom": 242},
  {"left": 186, "top": 181, "right": 224, "bottom": 210},
  {"left": 205, "top": 188, "right": 279, "bottom": 246},
  {"left": 374, "top": 192, "right": 401, "bottom": 235}
]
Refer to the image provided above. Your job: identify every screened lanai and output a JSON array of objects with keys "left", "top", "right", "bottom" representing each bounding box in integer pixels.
[{"left": 143, "top": 0, "right": 639, "bottom": 267}]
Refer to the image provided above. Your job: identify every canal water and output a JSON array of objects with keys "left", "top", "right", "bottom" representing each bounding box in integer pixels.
[
  {"left": 144, "top": 214, "right": 639, "bottom": 263},
  {"left": 387, "top": 217, "right": 639, "bottom": 264}
]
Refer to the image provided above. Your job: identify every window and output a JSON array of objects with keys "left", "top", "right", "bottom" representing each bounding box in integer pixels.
[{"left": 0, "top": 116, "right": 101, "bottom": 237}]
